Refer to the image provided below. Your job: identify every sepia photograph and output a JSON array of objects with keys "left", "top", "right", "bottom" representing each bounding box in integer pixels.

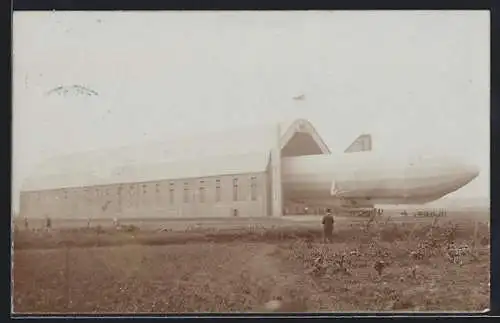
[{"left": 12, "top": 10, "right": 490, "bottom": 314}]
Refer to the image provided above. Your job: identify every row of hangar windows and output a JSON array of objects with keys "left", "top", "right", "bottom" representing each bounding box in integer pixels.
[{"left": 27, "top": 176, "right": 260, "bottom": 204}]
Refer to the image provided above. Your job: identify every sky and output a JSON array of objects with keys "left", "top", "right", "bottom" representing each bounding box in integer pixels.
[{"left": 12, "top": 10, "right": 490, "bottom": 211}]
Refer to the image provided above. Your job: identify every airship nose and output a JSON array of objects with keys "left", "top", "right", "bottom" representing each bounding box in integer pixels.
[
  {"left": 462, "top": 163, "right": 480, "bottom": 181},
  {"left": 434, "top": 158, "right": 480, "bottom": 193},
  {"left": 404, "top": 156, "right": 480, "bottom": 201},
  {"left": 448, "top": 159, "right": 480, "bottom": 183}
]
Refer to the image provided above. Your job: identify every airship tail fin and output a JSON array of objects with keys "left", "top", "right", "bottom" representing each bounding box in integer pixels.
[{"left": 344, "top": 134, "right": 372, "bottom": 153}]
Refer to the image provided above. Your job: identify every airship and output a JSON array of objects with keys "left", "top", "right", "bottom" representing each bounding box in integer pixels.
[{"left": 282, "top": 134, "right": 480, "bottom": 211}]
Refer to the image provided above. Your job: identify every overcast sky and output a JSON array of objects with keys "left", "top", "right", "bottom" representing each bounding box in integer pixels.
[{"left": 12, "top": 10, "right": 490, "bottom": 211}]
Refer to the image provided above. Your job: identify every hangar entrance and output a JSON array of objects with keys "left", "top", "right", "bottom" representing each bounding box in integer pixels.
[
  {"left": 281, "top": 132, "right": 325, "bottom": 157},
  {"left": 268, "top": 119, "right": 331, "bottom": 217},
  {"left": 279, "top": 119, "right": 330, "bottom": 158}
]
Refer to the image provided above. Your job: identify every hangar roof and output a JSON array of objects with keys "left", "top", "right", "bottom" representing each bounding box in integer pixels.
[{"left": 22, "top": 119, "right": 330, "bottom": 191}]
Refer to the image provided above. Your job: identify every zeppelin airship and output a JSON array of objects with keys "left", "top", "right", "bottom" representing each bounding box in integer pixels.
[{"left": 282, "top": 134, "right": 480, "bottom": 211}]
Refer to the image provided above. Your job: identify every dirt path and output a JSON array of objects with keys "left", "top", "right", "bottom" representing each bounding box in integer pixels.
[{"left": 246, "top": 243, "right": 334, "bottom": 312}]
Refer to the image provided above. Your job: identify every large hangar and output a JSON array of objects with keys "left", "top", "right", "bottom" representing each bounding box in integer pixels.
[{"left": 20, "top": 119, "right": 331, "bottom": 219}]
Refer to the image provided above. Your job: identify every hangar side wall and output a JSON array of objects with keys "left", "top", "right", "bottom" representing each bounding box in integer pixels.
[
  {"left": 265, "top": 160, "right": 273, "bottom": 217},
  {"left": 19, "top": 172, "right": 268, "bottom": 219}
]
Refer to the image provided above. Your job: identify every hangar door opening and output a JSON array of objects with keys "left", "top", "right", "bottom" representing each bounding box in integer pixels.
[
  {"left": 277, "top": 120, "right": 331, "bottom": 216},
  {"left": 281, "top": 131, "right": 325, "bottom": 157}
]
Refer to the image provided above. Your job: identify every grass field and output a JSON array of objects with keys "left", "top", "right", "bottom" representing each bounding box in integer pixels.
[{"left": 12, "top": 212, "right": 490, "bottom": 314}]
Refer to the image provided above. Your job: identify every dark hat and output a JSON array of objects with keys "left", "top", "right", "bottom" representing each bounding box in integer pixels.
[{"left": 326, "top": 208, "right": 332, "bottom": 213}]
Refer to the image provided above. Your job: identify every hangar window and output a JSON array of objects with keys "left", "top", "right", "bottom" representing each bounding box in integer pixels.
[
  {"left": 183, "top": 182, "right": 190, "bottom": 203},
  {"left": 199, "top": 180, "right": 205, "bottom": 203},
  {"left": 250, "top": 176, "right": 257, "bottom": 201},
  {"left": 215, "top": 179, "right": 221, "bottom": 202},
  {"left": 169, "top": 182, "right": 175, "bottom": 204},
  {"left": 199, "top": 187, "right": 205, "bottom": 203},
  {"left": 232, "top": 178, "right": 239, "bottom": 201}
]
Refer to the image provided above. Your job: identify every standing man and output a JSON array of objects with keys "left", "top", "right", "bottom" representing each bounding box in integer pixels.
[
  {"left": 24, "top": 216, "right": 29, "bottom": 231},
  {"left": 45, "top": 216, "right": 52, "bottom": 231},
  {"left": 322, "top": 208, "right": 335, "bottom": 243}
]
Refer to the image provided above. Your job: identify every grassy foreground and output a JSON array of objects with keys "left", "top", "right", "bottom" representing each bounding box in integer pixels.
[{"left": 13, "top": 216, "right": 490, "bottom": 313}]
